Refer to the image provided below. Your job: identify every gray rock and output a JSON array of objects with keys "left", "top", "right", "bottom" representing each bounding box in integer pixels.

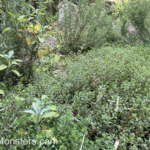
[
  {"left": 127, "top": 23, "right": 137, "bottom": 35},
  {"left": 40, "top": 36, "right": 57, "bottom": 49},
  {"left": 58, "top": 0, "right": 78, "bottom": 29}
]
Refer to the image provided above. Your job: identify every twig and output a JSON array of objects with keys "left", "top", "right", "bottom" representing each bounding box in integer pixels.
[
  {"left": 7, "top": 117, "right": 18, "bottom": 128},
  {"left": 114, "top": 124, "right": 124, "bottom": 130},
  {"left": 40, "top": 118, "right": 45, "bottom": 126},
  {"left": 3, "top": 41, "right": 7, "bottom": 48},
  {"left": 116, "top": 96, "right": 119, "bottom": 109},
  {"left": 79, "top": 132, "right": 86, "bottom": 150},
  {"left": 13, "top": 117, "right": 18, "bottom": 125},
  {"left": 73, "top": 117, "right": 79, "bottom": 122},
  {"left": 124, "top": 108, "right": 139, "bottom": 110},
  {"left": 114, "top": 140, "right": 119, "bottom": 150},
  {"left": 146, "top": 94, "right": 150, "bottom": 102},
  {"left": 0, "top": 108, "right": 5, "bottom": 112}
]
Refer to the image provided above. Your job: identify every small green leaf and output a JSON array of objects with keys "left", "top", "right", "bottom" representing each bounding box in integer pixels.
[
  {"left": 40, "top": 108, "right": 48, "bottom": 115},
  {"left": 42, "top": 112, "right": 59, "bottom": 118},
  {"left": 38, "top": 7, "right": 46, "bottom": 14},
  {"left": 43, "top": 25, "right": 49, "bottom": 30},
  {"left": 18, "top": 15, "right": 26, "bottom": 21},
  {"left": 9, "top": 19, "right": 15, "bottom": 22},
  {"left": 8, "top": 12, "right": 15, "bottom": 18},
  {"left": 34, "top": 97, "right": 44, "bottom": 105},
  {"left": 27, "top": 4, "right": 36, "bottom": 12},
  {"left": 16, "top": 14, "right": 20, "bottom": 18},
  {"left": 8, "top": 50, "right": 14, "bottom": 58},
  {"left": 42, "top": 130, "right": 58, "bottom": 144},
  {"left": 56, "top": 45, "right": 62, "bottom": 49},
  {"left": 0, "top": 90, "right": 4, "bottom": 95},
  {"left": 2, "top": 27, "right": 11, "bottom": 34},
  {"left": 23, "top": 110, "right": 36, "bottom": 115},
  {"left": 27, "top": 26, "right": 38, "bottom": 33},
  {"left": 12, "top": 59, "right": 22, "bottom": 62},
  {"left": 12, "top": 62, "right": 18, "bottom": 65},
  {"left": 47, "top": 31, "right": 55, "bottom": 36},
  {"left": 0, "top": 103, "right": 4, "bottom": 107},
  {"left": 15, "top": 96, "right": 25, "bottom": 101},
  {"left": 40, "top": 106, "right": 56, "bottom": 115},
  {"left": 0, "top": 64, "right": 7, "bottom": 71},
  {"left": 38, "top": 12, "right": 44, "bottom": 15},
  {"left": 12, "top": 70, "right": 20, "bottom": 76},
  {"left": 46, "top": 101, "right": 53, "bottom": 104},
  {"left": 0, "top": 54, "right": 9, "bottom": 59},
  {"left": 27, "top": 17, "right": 34, "bottom": 22},
  {"left": 42, "top": 129, "right": 53, "bottom": 138},
  {"left": 19, "top": 18, "right": 26, "bottom": 23},
  {"left": 21, "top": 24, "right": 24, "bottom": 27},
  {"left": 30, "top": 13, "right": 35, "bottom": 17},
  {"left": 41, "top": 95, "right": 48, "bottom": 100},
  {"left": 54, "top": 55, "right": 60, "bottom": 63},
  {"left": 38, "top": 37, "right": 45, "bottom": 43},
  {"left": 30, "top": 114, "right": 38, "bottom": 122},
  {"left": 32, "top": 102, "right": 41, "bottom": 114},
  {"left": 51, "top": 105, "right": 57, "bottom": 110}
]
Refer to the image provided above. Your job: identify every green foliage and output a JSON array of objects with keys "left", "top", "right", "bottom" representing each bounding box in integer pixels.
[
  {"left": 117, "top": 0, "right": 150, "bottom": 44},
  {"left": 1, "top": 0, "right": 150, "bottom": 149},
  {"left": 0, "top": 46, "right": 149, "bottom": 149},
  {"left": 0, "top": 88, "right": 59, "bottom": 149},
  {"left": 62, "top": 45, "right": 150, "bottom": 149},
  {"left": 0, "top": 50, "right": 21, "bottom": 94},
  {"left": 127, "top": 0, "right": 150, "bottom": 42},
  {"left": 24, "top": 95, "right": 59, "bottom": 129},
  {"left": 56, "top": 0, "right": 114, "bottom": 54},
  {"left": 0, "top": 0, "right": 55, "bottom": 80}
]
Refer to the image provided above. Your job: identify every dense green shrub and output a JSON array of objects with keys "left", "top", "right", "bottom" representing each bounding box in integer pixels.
[
  {"left": 126, "top": 0, "right": 150, "bottom": 43},
  {"left": 56, "top": 0, "right": 115, "bottom": 54},
  {"left": 1, "top": 46, "right": 150, "bottom": 149},
  {"left": 0, "top": 0, "right": 55, "bottom": 81},
  {"left": 1, "top": 1, "right": 150, "bottom": 149},
  {"left": 64, "top": 45, "right": 150, "bottom": 149},
  {"left": 116, "top": 0, "right": 150, "bottom": 44}
]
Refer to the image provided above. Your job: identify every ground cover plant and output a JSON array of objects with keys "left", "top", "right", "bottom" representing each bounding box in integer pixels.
[
  {"left": 1, "top": 0, "right": 150, "bottom": 150},
  {"left": 1, "top": 45, "right": 150, "bottom": 149}
]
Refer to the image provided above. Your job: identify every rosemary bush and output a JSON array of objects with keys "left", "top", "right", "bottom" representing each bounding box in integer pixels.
[
  {"left": 116, "top": 0, "right": 150, "bottom": 44},
  {"left": 56, "top": 0, "right": 114, "bottom": 54}
]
